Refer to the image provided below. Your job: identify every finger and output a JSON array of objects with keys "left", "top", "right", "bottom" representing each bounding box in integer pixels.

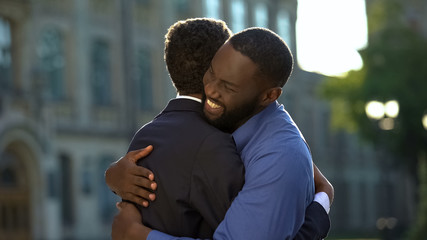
[
  {"left": 132, "top": 165, "right": 155, "bottom": 181},
  {"left": 132, "top": 185, "right": 156, "bottom": 201},
  {"left": 133, "top": 175, "right": 157, "bottom": 190},
  {"left": 122, "top": 190, "right": 155, "bottom": 206},
  {"left": 129, "top": 145, "right": 154, "bottom": 163}
]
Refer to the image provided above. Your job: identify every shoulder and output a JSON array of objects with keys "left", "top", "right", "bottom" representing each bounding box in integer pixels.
[
  {"left": 250, "top": 117, "right": 310, "bottom": 162},
  {"left": 242, "top": 116, "right": 312, "bottom": 178},
  {"left": 198, "top": 130, "right": 240, "bottom": 160},
  {"left": 194, "top": 130, "right": 243, "bottom": 176}
]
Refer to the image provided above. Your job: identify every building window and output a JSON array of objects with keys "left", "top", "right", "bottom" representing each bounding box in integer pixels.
[
  {"left": 0, "top": 152, "right": 19, "bottom": 188},
  {"left": 231, "top": 0, "right": 246, "bottom": 33},
  {"left": 134, "top": 0, "right": 152, "bottom": 23},
  {"left": 98, "top": 156, "right": 120, "bottom": 225},
  {"left": 254, "top": 2, "right": 268, "bottom": 28},
  {"left": 277, "top": 9, "right": 292, "bottom": 48},
  {"left": 37, "top": 28, "right": 65, "bottom": 101},
  {"left": 0, "top": 17, "right": 11, "bottom": 91},
  {"left": 91, "top": 39, "right": 112, "bottom": 106},
  {"left": 137, "top": 47, "right": 153, "bottom": 110},
  {"left": 175, "top": 0, "right": 190, "bottom": 20},
  {"left": 203, "top": 0, "right": 221, "bottom": 19},
  {"left": 60, "top": 154, "right": 74, "bottom": 226}
]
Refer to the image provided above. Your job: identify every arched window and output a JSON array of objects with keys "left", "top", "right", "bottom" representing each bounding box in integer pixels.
[
  {"left": 36, "top": 28, "right": 65, "bottom": 101},
  {"left": 91, "top": 39, "right": 112, "bottom": 106}
]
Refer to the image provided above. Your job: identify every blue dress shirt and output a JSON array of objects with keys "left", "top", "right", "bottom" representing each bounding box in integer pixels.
[{"left": 148, "top": 101, "right": 315, "bottom": 240}]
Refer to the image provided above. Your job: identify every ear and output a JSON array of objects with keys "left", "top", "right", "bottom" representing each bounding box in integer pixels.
[{"left": 259, "top": 87, "right": 282, "bottom": 107}]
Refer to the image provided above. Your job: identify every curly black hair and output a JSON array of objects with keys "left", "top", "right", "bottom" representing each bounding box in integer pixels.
[
  {"left": 229, "top": 27, "right": 294, "bottom": 87},
  {"left": 164, "top": 18, "right": 232, "bottom": 95}
]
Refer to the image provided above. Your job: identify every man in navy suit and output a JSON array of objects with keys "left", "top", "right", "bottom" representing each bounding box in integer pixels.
[
  {"left": 107, "top": 18, "right": 333, "bottom": 240},
  {"left": 109, "top": 18, "right": 244, "bottom": 238}
]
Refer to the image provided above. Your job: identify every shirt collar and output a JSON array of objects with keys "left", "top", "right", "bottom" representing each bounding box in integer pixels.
[
  {"left": 176, "top": 95, "right": 202, "bottom": 103},
  {"left": 232, "top": 101, "right": 279, "bottom": 153}
]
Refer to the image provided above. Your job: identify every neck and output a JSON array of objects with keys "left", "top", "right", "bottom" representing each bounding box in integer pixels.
[
  {"left": 233, "top": 99, "right": 271, "bottom": 131},
  {"left": 178, "top": 93, "right": 202, "bottom": 100}
]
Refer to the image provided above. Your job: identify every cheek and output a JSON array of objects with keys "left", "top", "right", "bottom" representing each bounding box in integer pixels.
[
  {"left": 202, "top": 73, "right": 209, "bottom": 86},
  {"left": 222, "top": 95, "right": 239, "bottom": 112},
  {"left": 227, "top": 91, "right": 259, "bottom": 111}
]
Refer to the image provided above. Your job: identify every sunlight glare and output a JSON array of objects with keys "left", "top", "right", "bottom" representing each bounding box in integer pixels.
[
  {"left": 296, "top": 0, "right": 368, "bottom": 76},
  {"left": 365, "top": 101, "right": 385, "bottom": 120}
]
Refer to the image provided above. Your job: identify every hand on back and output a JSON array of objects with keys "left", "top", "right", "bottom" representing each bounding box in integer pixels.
[{"left": 105, "top": 146, "right": 158, "bottom": 207}]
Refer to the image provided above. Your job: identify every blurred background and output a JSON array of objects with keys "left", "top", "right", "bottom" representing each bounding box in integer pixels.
[{"left": 0, "top": 0, "right": 426, "bottom": 239}]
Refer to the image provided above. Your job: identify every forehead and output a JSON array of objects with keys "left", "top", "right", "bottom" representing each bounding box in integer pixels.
[{"left": 211, "top": 42, "right": 259, "bottom": 86}]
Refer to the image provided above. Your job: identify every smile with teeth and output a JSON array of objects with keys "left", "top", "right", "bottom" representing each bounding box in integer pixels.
[{"left": 207, "top": 99, "right": 221, "bottom": 109}]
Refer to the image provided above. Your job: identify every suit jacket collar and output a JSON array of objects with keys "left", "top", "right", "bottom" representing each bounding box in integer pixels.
[{"left": 156, "top": 98, "right": 203, "bottom": 118}]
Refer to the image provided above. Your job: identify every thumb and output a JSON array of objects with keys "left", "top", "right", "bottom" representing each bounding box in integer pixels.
[
  {"left": 131, "top": 145, "right": 154, "bottom": 163},
  {"left": 116, "top": 201, "right": 130, "bottom": 210}
]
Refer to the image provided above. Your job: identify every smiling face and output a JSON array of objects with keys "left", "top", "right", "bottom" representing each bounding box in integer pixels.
[{"left": 202, "top": 42, "right": 271, "bottom": 132}]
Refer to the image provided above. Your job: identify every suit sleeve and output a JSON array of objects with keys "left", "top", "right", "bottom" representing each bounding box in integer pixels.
[
  {"left": 293, "top": 201, "right": 331, "bottom": 240},
  {"left": 190, "top": 131, "right": 245, "bottom": 231}
]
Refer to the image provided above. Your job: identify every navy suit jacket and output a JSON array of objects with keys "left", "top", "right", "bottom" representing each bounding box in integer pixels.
[
  {"left": 128, "top": 98, "right": 330, "bottom": 239},
  {"left": 128, "top": 98, "right": 245, "bottom": 238}
]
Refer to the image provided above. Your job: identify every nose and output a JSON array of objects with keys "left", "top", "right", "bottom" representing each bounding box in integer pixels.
[{"left": 204, "top": 79, "right": 220, "bottom": 100}]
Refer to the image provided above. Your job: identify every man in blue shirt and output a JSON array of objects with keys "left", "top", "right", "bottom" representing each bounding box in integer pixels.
[
  {"left": 196, "top": 28, "right": 315, "bottom": 238},
  {"left": 109, "top": 25, "right": 333, "bottom": 239}
]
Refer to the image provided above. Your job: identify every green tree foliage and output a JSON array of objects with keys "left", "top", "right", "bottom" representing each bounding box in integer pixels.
[
  {"left": 319, "top": 1, "right": 427, "bottom": 238},
  {"left": 319, "top": 3, "right": 427, "bottom": 167}
]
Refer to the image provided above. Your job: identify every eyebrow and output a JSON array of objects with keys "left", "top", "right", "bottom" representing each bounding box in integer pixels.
[
  {"left": 221, "top": 79, "right": 238, "bottom": 88},
  {"left": 210, "top": 63, "right": 239, "bottom": 89}
]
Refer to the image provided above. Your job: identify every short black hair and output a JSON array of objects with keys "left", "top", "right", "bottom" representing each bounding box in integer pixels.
[
  {"left": 164, "top": 18, "right": 232, "bottom": 95},
  {"left": 229, "top": 27, "right": 293, "bottom": 87}
]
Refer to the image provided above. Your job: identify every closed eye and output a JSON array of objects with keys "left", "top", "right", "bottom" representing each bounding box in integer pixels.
[{"left": 223, "top": 82, "right": 237, "bottom": 93}]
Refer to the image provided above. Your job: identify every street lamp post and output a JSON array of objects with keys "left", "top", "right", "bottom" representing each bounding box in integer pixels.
[
  {"left": 366, "top": 102, "right": 427, "bottom": 238},
  {"left": 365, "top": 100, "right": 399, "bottom": 239}
]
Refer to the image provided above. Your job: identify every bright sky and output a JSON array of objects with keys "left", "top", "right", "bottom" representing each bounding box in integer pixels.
[{"left": 296, "top": 0, "right": 368, "bottom": 77}]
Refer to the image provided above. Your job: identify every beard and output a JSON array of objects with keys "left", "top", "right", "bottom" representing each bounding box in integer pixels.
[{"left": 202, "top": 94, "right": 259, "bottom": 133}]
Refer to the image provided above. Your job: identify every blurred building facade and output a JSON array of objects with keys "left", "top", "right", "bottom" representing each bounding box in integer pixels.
[{"left": 0, "top": 0, "right": 418, "bottom": 239}]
